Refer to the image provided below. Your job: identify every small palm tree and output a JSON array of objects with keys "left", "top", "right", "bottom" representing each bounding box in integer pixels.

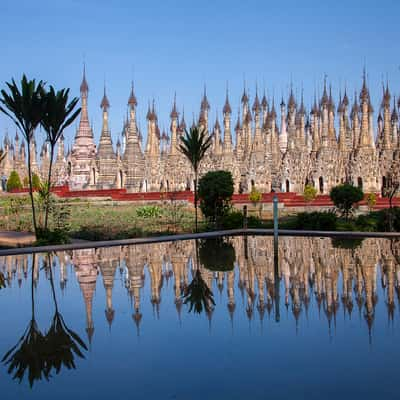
[
  {"left": 41, "top": 87, "right": 80, "bottom": 230},
  {"left": 0, "top": 76, "right": 47, "bottom": 235},
  {"left": 179, "top": 126, "right": 213, "bottom": 231},
  {"left": 0, "top": 148, "right": 6, "bottom": 164}
]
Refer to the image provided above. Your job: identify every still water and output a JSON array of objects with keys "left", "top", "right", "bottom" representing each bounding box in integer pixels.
[{"left": 0, "top": 235, "right": 399, "bottom": 399}]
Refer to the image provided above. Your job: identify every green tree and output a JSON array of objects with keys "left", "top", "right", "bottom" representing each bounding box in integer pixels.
[
  {"left": 6, "top": 170, "right": 22, "bottom": 191},
  {"left": 41, "top": 86, "right": 80, "bottom": 230},
  {"left": 23, "top": 173, "right": 40, "bottom": 189},
  {"left": 198, "top": 170, "right": 234, "bottom": 225},
  {"left": 179, "top": 126, "right": 213, "bottom": 232},
  {"left": 32, "top": 173, "right": 41, "bottom": 190},
  {"left": 0, "top": 75, "right": 47, "bottom": 235},
  {"left": 330, "top": 183, "right": 364, "bottom": 219},
  {"left": 303, "top": 184, "right": 317, "bottom": 204}
]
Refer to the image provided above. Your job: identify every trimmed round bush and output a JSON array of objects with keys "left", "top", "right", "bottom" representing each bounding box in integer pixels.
[
  {"left": 330, "top": 184, "right": 364, "bottom": 219},
  {"left": 6, "top": 171, "right": 22, "bottom": 191},
  {"left": 198, "top": 170, "right": 234, "bottom": 222}
]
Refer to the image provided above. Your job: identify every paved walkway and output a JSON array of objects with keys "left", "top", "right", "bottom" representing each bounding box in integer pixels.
[{"left": 0, "top": 231, "right": 36, "bottom": 248}]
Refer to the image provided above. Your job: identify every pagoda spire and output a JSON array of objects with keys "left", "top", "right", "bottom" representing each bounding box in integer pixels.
[
  {"left": 382, "top": 81, "right": 392, "bottom": 150},
  {"left": 97, "top": 84, "right": 115, "bottom": 159},
  {"left": 170, "top": 92, "right": 179, "bottom": 155},
  {"left": 223, "top": 85, "right": 233, "bottom": 153},
  {"left": 76, "top": 64, "right": 93, "bottom": 140}
]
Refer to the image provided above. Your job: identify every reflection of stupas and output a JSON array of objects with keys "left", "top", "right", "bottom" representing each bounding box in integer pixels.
[
  {"left": 97, "top": 247, "right": 120, "bottom": 327},
  {"left": 3, "top": 236, "right": 400, "bottom": 338},
  {"left": 73, "top": 249, "right": 98, "bottom": 342}
]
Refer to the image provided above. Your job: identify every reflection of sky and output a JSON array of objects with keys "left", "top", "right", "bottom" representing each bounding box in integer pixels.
[
  {"left": 0, "top": 0, "right": 400, "bottom": 151},
  {"left": 0, "top": 237, "right": 400, "bottom": 399}
]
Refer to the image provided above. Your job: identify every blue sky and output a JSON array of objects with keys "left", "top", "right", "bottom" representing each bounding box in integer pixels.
[{"left": 1, "top": 0, "right": 399, "bottom": 147}]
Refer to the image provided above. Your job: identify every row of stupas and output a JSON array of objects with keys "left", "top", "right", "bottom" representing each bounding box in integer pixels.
[
  {"left": 2, "top": 236, "right": 400, "bottom": 340},
  {"left": 1, "top": 68, "right": 400, "bottom": 194}
]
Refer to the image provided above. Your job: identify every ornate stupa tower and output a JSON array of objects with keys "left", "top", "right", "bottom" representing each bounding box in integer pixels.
[
  {"left": 350, "top": 71, "right": 380, "bottom": 193},
  {"left": 96, "top": 86, "right": 117, "bottom": 188},
  {"left": 70, "top": 66, "right": 97, "bottom": 189},
  {"left": 122, "top": 84, "right": 145, "bottom": 192}
]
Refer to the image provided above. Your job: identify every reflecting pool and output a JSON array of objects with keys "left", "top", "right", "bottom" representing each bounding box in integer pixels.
[{"left": 1, "top": 236, "right": 400, "bottom": 399}]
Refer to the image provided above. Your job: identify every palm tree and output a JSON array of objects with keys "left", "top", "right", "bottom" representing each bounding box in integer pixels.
[
  {"left": 0, "top": 148, "right": 6, "bottom": 164},
  {"left": 0, "top": 76, "right": 47, "bottom": 235},
  {"left": 41, "top": 87, "right": 80, "bottom": 230},
  {"left": 179, "top": 126, "right": 213, "bottom": 231}
]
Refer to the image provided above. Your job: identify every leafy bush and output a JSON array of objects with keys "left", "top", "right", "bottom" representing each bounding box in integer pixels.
[
  {"left": 249, "top": 187, "right": 262, "bottom": 204},
  {"left": 366, "top": 193, "right": 377, "bottom": 211},
  {"left": 220, "top": 210, "right": 263, "bottom": 229},
  {"left": 295, "top": 211, "right": 337, "bottom": 231},
  {"left": 198, "top": 238, "right": 236, "bottom": 271},
  {"left": 355, "top": 214, "right": 378, "bottom": 232},
  {"left": 220, "top": 210, "right": 244, "bottom": 229},
  {"left": 35, "top": 228, "right": 70, "bottom": 246},
  {"left": 303, "top": 184, "right": 317, "bottom": 203},
  {"left": 6, "top": 170, "right": 22, "bottom": 191},
  {"left": 330, "top": 184, "right": 364, "bottom": 219},
  {"left": 135, "top": 205, "right": 162, "bottom": 218},
  {"left": 22, "top": 174, "right": 40, "bottom": 189},
  {"left": 198, "top": 170, "right": 234, "bottom": 223},
  {"left": 374, "top": 208, "right": 400, "bottom": 232}
]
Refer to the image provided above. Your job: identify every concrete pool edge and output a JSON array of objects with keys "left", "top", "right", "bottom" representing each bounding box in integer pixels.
[{"left": 0, "top": 228, "right": 399, "bottom": 256}]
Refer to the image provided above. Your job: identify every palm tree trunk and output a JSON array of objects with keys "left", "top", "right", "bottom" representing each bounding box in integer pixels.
[
  {"left": 44, "top": 146, "right": 55, "bottom": 230},
  {"left": 26, "top": 138, "right": 38, "bottom": 236},
  {"left": 194, "top": 170, "right": 198, "bottom": 232},
  {"left": 31, "top": 254, "right": 36, "bottom": 320}
]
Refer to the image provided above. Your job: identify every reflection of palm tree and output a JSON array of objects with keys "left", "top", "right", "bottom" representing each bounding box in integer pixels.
[
  {"left": 45, "top": 255, "right": 88, "bottom": 375},
  {"left": 0, "top": 271, "right": 5, "bottom": 289},
  {"left": 182, "top": 241, "right": 215, "bottom": 314},
  {"left": 183, "top": 269, "right": 215, "bottom": 314},
  {"left": 2, "top": 255, "right": 48, "bottom": 387},
  {"left": 2, "top": 254, "right": 87, "bottom": 387}
]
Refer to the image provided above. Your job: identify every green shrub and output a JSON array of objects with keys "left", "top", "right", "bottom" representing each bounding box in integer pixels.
[
  {"left": 295, "top": 211, "right": 337, "bottom": 231},
  {"left": 32, "top": 173, "right": 41, "bottom": 190},
  {"left": 198, "top": 170, "right": 234, "bottom": 223},
  {"left": 366, "top": 193, "right": 377, "bottom": 211},
  {"left": 135, "top": 205, "right": 162, "bottom": 218},
  {"left": 199, "top": 238, "right": 236, "bottom": 271},
  {"left": 330, "top": 184, "right": 364, "bottom": 219},
  {"left": 220, "top": 210, "right": 244, "bottom": 229},
  {"left": 355, "top": 214, "right": 378, "bottom": 232},
  {"left": 35, "top": 228, "right": 70, "bottom": 246},
  {"left": 249, "top": 187, "right": 262, "bottom": 204},
  {"left": 374, "top": 208, "right": 400, "bottom": 232},
  {"left": 303, "top": 184, "right": 317, "bottom": 203},
  {"left": 6, "top": 171, "right": 22, "bottom": 191},
  {"left": 247, "top": 215, "right": 264, "bottom": 228},
  {"left": 220, "top": 210, "right": 263, "bottom": 229}
]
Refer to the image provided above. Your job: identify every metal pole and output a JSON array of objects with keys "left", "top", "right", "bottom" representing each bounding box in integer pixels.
[{"left": 243, "top": 205, "right": 248, "bottom": 229}]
